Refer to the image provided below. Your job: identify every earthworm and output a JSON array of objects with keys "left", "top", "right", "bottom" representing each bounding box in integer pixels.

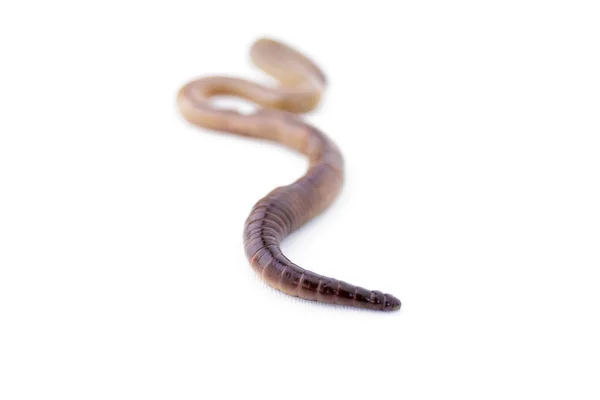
[{"left": 177, "top": 38, "right": 401, "bottom": 311}]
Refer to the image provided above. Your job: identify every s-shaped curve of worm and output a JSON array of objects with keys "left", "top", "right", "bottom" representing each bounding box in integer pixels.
[{"left": 177, "top": 38, "right": 401, "bottom": 311}]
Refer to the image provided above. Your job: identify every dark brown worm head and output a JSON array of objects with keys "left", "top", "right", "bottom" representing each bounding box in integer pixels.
[{"left": 177, "top": 38, "right": 402, "bottom": 312}]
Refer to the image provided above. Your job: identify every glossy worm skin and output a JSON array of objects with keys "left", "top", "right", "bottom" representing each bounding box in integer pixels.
[{"left": 177, "top": 38, "right": 401, "bottom": 311}]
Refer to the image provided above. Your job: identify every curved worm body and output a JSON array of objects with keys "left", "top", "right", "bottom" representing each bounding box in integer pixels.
[{"left": 177, "top": 38, "right": 401, "bottom": 311}]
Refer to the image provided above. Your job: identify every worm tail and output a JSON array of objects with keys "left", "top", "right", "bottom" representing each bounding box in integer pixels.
[{"left": 243, "top": 183, "right": 400, "bottom": 311}]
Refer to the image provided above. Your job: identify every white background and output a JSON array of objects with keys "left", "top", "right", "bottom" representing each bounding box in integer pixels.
[{"left": 1, "top": 1, "right": 599, "bottom": 399}]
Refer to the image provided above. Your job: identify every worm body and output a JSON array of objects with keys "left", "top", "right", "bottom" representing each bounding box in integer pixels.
[{"left": 177, "top": 38, "right": 401, "bottom": 311}]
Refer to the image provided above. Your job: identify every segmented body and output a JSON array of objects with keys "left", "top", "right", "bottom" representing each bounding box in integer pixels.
[{"left": 177, "top": 38, "right": 401, "bottom": 311}]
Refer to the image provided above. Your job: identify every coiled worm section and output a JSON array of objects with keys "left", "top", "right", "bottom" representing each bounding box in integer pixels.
[{"left": 177, "top": 38, "right": 401, "bottom": 311}]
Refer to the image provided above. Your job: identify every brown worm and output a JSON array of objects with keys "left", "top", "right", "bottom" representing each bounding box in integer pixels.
[{"left": 177, "top": 38, "right": 401, "bottom": 311}]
